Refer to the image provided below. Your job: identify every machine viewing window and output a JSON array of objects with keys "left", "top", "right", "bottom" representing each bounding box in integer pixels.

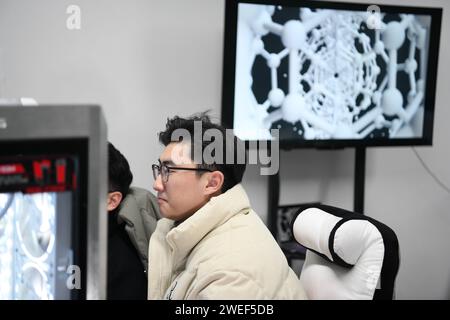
[
  {"left": 0, "top": 105, "right": 107, "bottom": 300},
  {"left": 0, "top": 143, "right": 86, "bottom": 300}
]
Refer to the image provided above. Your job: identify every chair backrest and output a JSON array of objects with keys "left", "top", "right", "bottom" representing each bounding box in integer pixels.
[{"left": 292, "top": 204, "right": 400, "bottom": 300}]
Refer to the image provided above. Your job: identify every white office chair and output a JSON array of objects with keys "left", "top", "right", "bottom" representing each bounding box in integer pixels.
[{"left": 292, "top": 204, "right": 400, "bottom": 300}]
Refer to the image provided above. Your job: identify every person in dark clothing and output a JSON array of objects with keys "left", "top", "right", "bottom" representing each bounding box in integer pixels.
[{"left": 107, "top": 142, "right": 159, "bottom": 300}]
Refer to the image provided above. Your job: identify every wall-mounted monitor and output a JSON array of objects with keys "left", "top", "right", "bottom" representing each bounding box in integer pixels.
[{"left": 221, "top": 0, "right": 442, "bottom": 149}]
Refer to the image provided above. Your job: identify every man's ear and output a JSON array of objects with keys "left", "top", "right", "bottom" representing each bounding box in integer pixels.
[
  {"left": 107, "top": 191, "right": 123, "bottom": 212},
  {"left": 204, "top": 171, "right": 224, "bottom": 196}
]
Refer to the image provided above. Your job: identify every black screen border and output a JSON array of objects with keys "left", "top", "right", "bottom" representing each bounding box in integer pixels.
[{"left": 221, "top": 0, "right": 442, "bottom": 150}]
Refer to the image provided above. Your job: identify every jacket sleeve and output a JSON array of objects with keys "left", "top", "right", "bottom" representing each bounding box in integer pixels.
[{"left": 186, "top": 270, "right": 268, "bottom": 300}]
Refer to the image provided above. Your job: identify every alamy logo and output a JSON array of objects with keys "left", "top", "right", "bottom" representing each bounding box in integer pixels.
[
  {"left": 66, "top": 5, "right": 81, "bottom": 30},
  {"left": 170, "top": 121, "right": 280, "bottom": 175},
  {"left": 0, "top": 118, "right": 7, "bottom": 129},
  {"left": 366, "top": 5, "right": 382, "bottom": 30},
  {"left": 66, "top": 265, "right": 81, "bottom": 289}
]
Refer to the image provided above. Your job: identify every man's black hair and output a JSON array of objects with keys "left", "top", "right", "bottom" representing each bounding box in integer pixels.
[
  {"left": 158, "top": 112, "right": 246, "bottom": 193},
  {"left": 108, "top": 142, "right": 133, "bottom": 197}
]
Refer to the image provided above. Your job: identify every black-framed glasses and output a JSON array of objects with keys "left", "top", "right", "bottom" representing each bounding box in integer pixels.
[{"left": 152, "top": 163, "right": 213, "bottom": 183}]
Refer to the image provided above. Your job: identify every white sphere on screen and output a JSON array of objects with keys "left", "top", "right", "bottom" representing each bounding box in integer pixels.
[
  {"left": 281, "top": 20, "right": 306, "bottom": 50},
  {"left": 267, "top": 54, "right": 281, "bottom": 68},
  {"left": 405, "top": 59, "right": 418, "bottom": 73},
  {"left": 269, "top": 88, "right": 285, "bottom": 107},
  {"left": 381, "top": 88, "right": 403, "bottom": 116},
  {"left": 250, "top": 10, "right": 272, "bottom": 36},
  {"left": 252, "top": 38, "right": 264, "bottom": 54},
  {"left": 281, "top": 93, "right": 305, "bottom": 123},
  {"left": 373, "top": 66, "right": 381, "bottom": 75},
  {"left": 382, "top": 21, "right": 405, "bottom": 50}
]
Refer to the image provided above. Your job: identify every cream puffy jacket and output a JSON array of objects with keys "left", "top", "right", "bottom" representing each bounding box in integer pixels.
[{"left": 147, "top": 184, "right": 307, "bottom": 300}]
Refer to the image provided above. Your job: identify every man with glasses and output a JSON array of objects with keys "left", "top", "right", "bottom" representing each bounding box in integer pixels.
[{"left": 147, "top": 114, "right": 306, "bottom": 299}]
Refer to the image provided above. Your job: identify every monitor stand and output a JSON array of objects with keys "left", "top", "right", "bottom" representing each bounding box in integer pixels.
[
  {"left": 354, "top": 147, "right": 366, "bottom": 214},
  {"left": 268, "top": 146, "right": 366, "bottom": 239}
]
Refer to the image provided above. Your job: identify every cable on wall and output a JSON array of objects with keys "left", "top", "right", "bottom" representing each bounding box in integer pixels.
[{"left": 412, "top": 147, "right": 450, "bottom": 195}]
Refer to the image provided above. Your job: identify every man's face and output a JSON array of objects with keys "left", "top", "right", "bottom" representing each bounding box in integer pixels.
[{"left": 153, "top": 142, "right": 210, "bottom": 221}]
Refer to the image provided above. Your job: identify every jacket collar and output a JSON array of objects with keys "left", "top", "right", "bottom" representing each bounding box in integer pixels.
[
  {"left": 161, "top": 184, "right": 250, "bottom": 269},
  {"left": 117, "top": 191, "right": 139, "bottom": 227},
  {"left": 118, "top": 186, "right": 157, "bottom": 227}
]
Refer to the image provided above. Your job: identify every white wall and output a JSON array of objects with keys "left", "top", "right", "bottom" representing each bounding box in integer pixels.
[
  {"left": 1, "top": 0, "right": 449, "bottom": 299},
  {"left": 0, "top": 0, "right": 225, "bottom": 187}
]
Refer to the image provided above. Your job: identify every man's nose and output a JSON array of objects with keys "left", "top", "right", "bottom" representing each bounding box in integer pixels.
[{"left": 153, "top": 174, "right": 164, "bottom": 192}]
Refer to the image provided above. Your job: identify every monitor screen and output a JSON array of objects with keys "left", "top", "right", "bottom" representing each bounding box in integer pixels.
[{"left": 221, "top": 0, "right": 442, "bottom": 149}]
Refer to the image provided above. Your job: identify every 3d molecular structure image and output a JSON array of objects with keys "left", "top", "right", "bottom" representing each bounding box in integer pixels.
[{"left": 233, "top": 4, "right": 431, "bottom": 141}]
